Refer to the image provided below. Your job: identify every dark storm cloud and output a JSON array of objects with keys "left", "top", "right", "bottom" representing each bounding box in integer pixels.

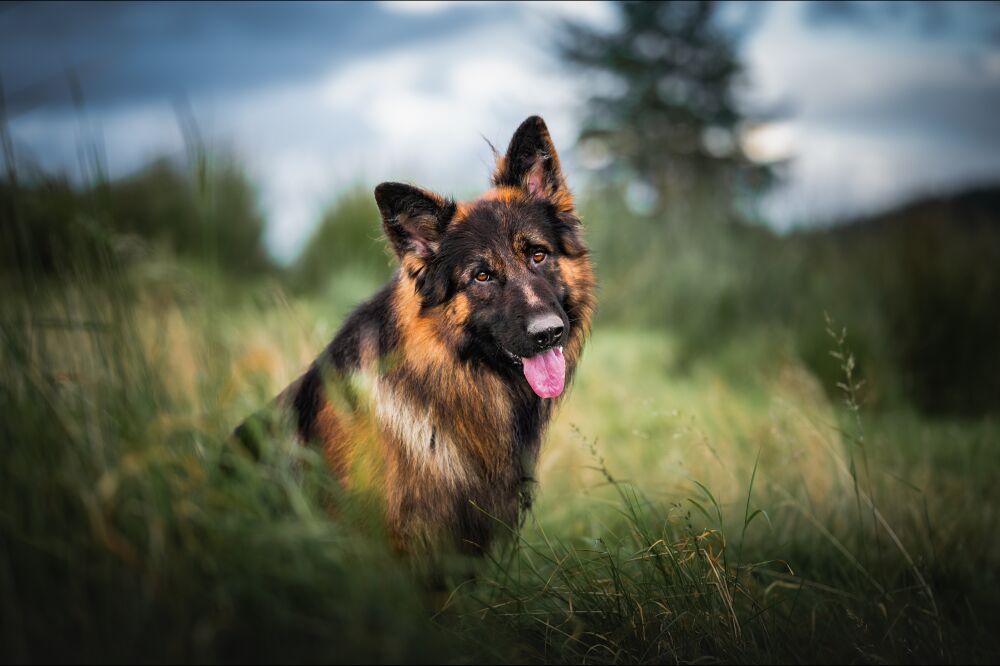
[
  {"left": 0, "top": 1, "right": 484, "bottom": 116},
  {"left": 803, "top": 1, "right": 1000, "bottom": 42},
  {"left": 814, "top": 78, "right": 1000, "bottom": 151}
]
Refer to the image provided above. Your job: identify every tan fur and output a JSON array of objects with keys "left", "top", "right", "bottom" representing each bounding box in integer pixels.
[{"left": 476, "top": 185, "right": 523, "bottom": 204}]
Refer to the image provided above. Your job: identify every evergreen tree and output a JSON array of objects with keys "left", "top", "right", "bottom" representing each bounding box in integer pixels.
[{"left": 562, "top": 1, "right": 770, "bottom": 215}]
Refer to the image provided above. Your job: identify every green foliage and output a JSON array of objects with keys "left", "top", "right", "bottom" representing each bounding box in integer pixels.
[
  {"left": 291, "top": 184, "right": 393, "bottom": 293},
  {"left": 870, "top": 190, "right": 1000, "bottom": 415},
  {"left": 109, "top": 158, "right": 275, "bottom": 276},
  {"left": 1, "top": 158, "right": 275, "bottom": 283},
  {"left": 1, "top": 176, "right": 117, "bottom": 279},
  {"left": 582, "top": 185, "right": 1000, "bottom": 416}
]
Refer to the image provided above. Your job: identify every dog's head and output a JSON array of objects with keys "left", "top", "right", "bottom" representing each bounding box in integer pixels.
[{"left": 374, "top": 116, "right": 593, "bottom": 398}]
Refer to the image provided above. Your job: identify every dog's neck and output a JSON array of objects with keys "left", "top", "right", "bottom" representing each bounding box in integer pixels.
[{"left": 384, "top": 273, "right": 552, "bottom": 479}]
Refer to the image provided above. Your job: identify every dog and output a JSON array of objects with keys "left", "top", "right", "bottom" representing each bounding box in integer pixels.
[{"left": 235, "top": 116, "right": 594, "bottom": 555}]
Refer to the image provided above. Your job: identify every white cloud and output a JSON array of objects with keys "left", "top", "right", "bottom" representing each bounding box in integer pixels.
[
  {"left": 378, "top": 0, "right": 615, "bottom": 26},
  {"left": 378, "top": 1, "right": 457, "bottom": 14},
  {"left": 229, "top": 14, "right": 585, "bottom": 260}
]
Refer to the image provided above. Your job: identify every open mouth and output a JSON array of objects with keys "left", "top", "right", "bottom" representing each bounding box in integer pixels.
[
  {"left": 501, "top": 345, "right": 566, "bottom": 399},
  {"left": 499, "top": 346, "right": 523, "bottom": 366}
]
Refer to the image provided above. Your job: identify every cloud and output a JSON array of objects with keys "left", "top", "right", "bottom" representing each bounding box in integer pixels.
[
  {"left": 194, "top": 10, "right": 587, "bottom": 260},
  {"left": 0, "top": 3, "right": 481, "bottom": 115},
  {"left": 741, "top": 1, "right": 1000, "bottom": 227}
]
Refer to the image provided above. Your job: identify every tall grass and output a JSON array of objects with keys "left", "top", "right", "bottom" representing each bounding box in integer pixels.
[
  {"left": 3, "top": 262, "right": 997, "bottom": 663},
  {"left": 0, "top": 270, "right": 468, "bottom": 663}
]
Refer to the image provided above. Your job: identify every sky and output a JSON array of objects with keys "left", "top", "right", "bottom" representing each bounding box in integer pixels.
[{"left": 3, "top": 1, "right": 999, "bottom": 261}]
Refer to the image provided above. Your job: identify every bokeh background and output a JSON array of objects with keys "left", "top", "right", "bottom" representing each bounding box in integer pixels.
[{"left": 3, "top": 2, "right": 999, "bottom": 663}]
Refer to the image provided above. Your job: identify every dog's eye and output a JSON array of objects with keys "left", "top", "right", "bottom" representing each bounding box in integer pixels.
[
  {"left": 474, "top": 271, "right": 491, "bottom": 283},
  {"left": 531, "top": 250, "right": 547, "bottom": 264}
]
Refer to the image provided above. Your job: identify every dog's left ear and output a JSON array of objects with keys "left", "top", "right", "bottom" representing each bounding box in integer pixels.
[
  {"left": 493, "top": 115, "right": 574, "bottom": 213},
  {"left": 375, "top": 182, "right": 457, "bottom": 306},
  {"left": 374, "top": 182, "right": 456, "bottom": 263}
]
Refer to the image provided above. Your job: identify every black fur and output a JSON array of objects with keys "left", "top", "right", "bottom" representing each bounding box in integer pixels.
[
  {"left": 374, "top": 182, "right": 456, "bottom": 260},
  {"left": 493, "top": 115, "right": 560, "bottom": 192},
  {"left": 292, "top": 284, "right": 399, "bottom": 442},
  {"left": 326, "top": 283, "right": 399, "bottom": 371},
  {"left": 292, "top": 364, "right": 324, "bottom": 443}
]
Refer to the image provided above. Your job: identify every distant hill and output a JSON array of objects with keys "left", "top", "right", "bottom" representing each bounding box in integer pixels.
[
  {"left": 798, "top": 184, "right": 1000, "bottom": 416},
  {"left": 817, "top": 184, "right": 1000, "bottom": 239}
]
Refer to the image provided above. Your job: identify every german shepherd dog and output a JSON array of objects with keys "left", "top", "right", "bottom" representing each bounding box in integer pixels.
[{"left": 236, "top": 116, "right": 594, "bottom": 555}]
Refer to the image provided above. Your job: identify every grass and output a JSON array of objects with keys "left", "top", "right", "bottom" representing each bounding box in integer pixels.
[{"left": 3, "top": 260, "right": 998, "bottom": 664}]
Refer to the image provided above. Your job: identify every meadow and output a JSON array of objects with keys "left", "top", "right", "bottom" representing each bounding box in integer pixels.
[{"left": 2, "top": 160, "right": 999, "bottom": 663}]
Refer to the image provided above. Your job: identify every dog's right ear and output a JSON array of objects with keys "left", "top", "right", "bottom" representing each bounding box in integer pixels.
[
  {"left": 492, "top": 115, "right": 573, "bottom": 214},
  {"left": 374, "top": 182, "right": 456, "bottom": 263}
]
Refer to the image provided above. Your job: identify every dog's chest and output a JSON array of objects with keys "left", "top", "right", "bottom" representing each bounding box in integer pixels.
[
  {"left": 372, "top": 379, "right": 494, "bottom": 487},
  {"left": 369, "top": 376, "right": 544, "bottom": 552}
]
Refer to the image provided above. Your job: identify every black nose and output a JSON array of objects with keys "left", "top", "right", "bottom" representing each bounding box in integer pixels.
[{"left": 527, "top": 314, "right": 564, "bottom": 351}]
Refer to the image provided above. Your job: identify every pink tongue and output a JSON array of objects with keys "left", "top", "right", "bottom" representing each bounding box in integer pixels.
[{"left": 522, "top": 347, "right": 566, "bottom": 398}]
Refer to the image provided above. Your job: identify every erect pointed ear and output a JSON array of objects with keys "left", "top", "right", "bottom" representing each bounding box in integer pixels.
[
  {"left": 492, "top": 115, "right": 573, "bottom": 212},
  {"left": 374, "top": 182, "right": 456, "bottom": 262}
]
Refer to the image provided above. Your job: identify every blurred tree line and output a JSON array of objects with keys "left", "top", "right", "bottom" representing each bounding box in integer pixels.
[
  {"left": 291, "top": 186, "right": 389, "bottom": 293},
  {"left": 2, "top": 157, "right": 275, "bottom": 282}
]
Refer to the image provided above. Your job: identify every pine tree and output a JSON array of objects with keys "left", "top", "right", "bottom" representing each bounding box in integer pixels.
[{"left": 562, "top": 1, "right": 770, "bottom": 215}]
